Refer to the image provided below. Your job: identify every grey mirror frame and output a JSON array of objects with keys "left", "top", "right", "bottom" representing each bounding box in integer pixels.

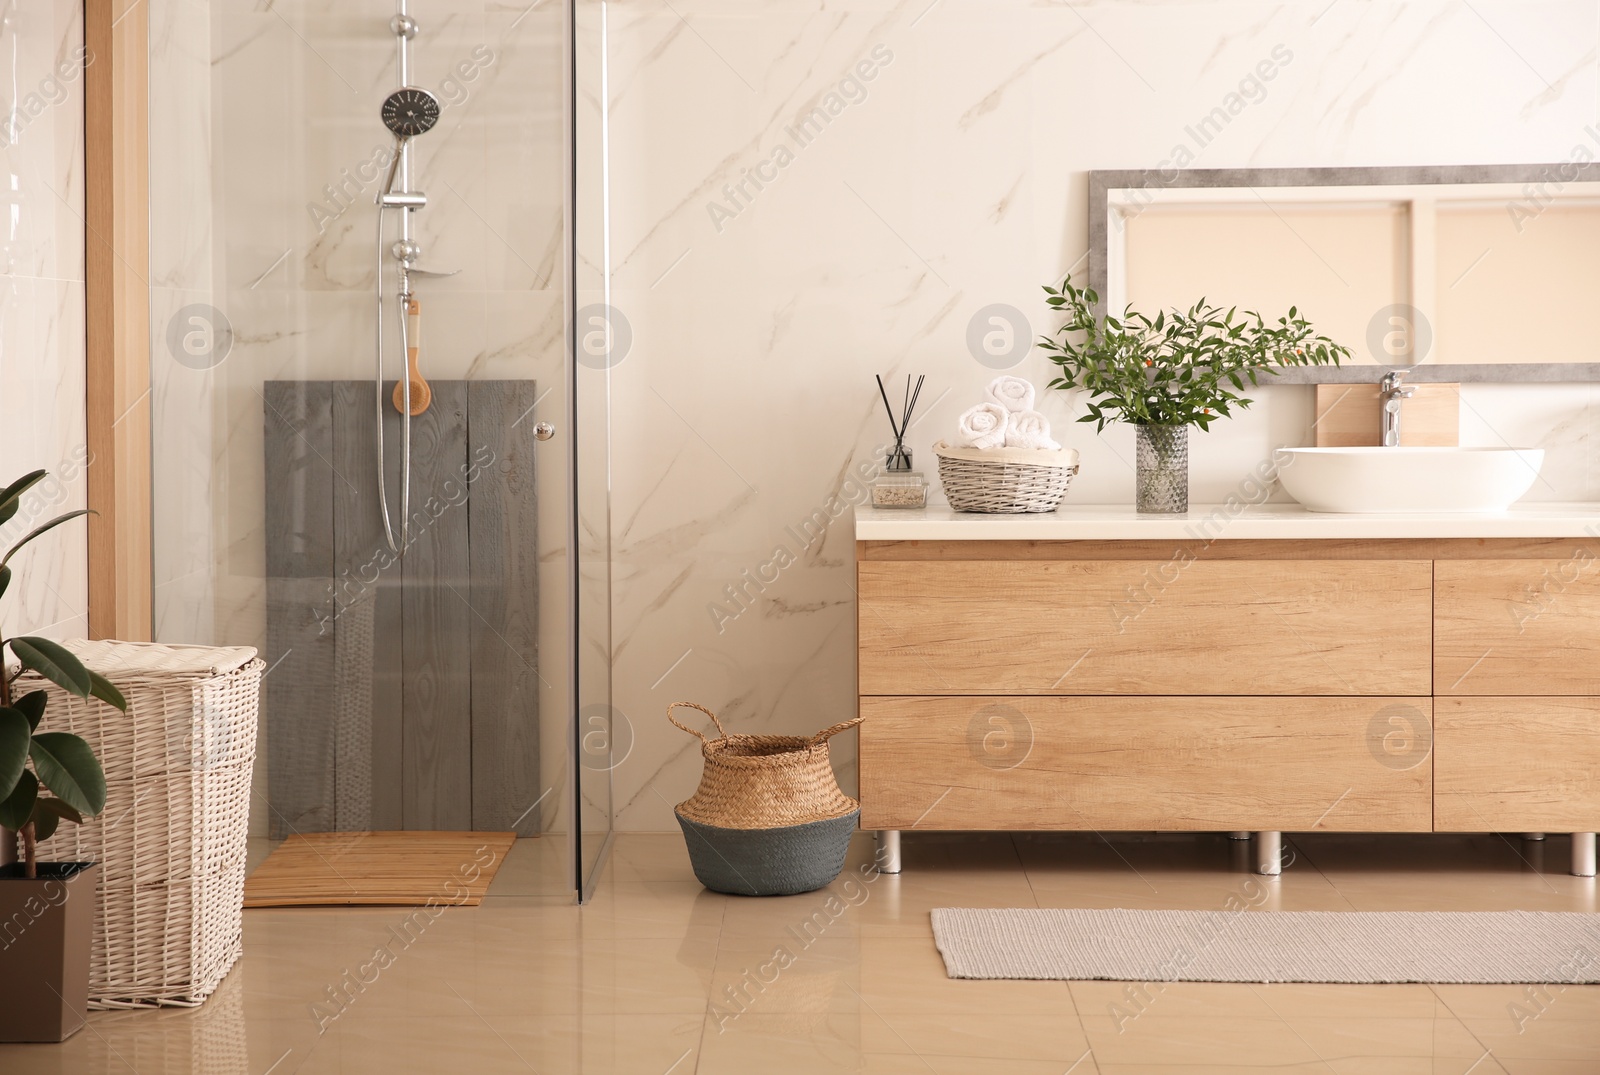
[{"left": 1088, "top": 164, "right": 1600, "bottom": 383}]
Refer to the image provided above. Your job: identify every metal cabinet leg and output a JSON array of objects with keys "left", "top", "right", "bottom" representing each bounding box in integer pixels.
[
  {"left": 877, "top": 830, "right": 902, "bottom": 874},
  {"left": 1523, "top": 832, "right": 1547, "bottom": 841},
  {"left": 1227, "top": 831, "right": 1251, "bottom": 841},
  {"left": 1573, "top": 833, "right": 1597, "bottom": 878},
  {"left": 1255, "top": 831, "right": 1283, "bottom": 876}
]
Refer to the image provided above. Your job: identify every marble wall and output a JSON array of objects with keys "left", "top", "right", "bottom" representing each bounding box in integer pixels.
[
  {"left": 0, "top": 1, "right": 89, "bottom": 642},
  {"left": 597, "top": 0, "right": 1600, "bottom": 829}
]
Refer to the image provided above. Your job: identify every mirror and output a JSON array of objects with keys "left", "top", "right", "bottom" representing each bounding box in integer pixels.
[{"left": 1089, "top": 165, "right": 1600, "bottom": 382}]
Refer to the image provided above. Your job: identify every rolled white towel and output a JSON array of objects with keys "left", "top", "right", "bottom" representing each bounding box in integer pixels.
[
  {"left": 954, "top": 402, "right": 1009, "bottom": 450},
  {"left": 1004, "top": 408, "right": 1061, "bottom": 450},
  {"left": 986, "top": 375, "right": 1036, "bottom": 414}
]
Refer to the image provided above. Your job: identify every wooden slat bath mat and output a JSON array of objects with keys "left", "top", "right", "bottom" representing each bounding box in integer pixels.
[{"left": 243, "top": 831, "right": 517, "bottom": 907}]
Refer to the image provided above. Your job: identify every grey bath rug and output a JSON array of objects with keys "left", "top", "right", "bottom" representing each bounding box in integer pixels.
[{"left": 931, "top": 908, "right": 1600, "bottom": 984}]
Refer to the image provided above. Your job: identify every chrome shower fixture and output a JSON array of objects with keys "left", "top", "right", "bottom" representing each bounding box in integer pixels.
[
  {"left": 381, "top": 86, "right": 440, "bottom": 137},
  {"left": 378, "top": 87, "right": 441, "bottom": 201},
  {"left": 373, "top": 3, "right": 447, "bottom": 555}
]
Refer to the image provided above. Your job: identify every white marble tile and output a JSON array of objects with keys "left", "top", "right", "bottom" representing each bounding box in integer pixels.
[
  {"left": 148, "top": 0, "right": 213, "bottom": 290},
  {"left": 1458, "top": 382, "right": 1600, "bottom": 503},
  {"left": 0, "top": 0, "right": 87, "bottom": 285},
  {"left": 0, "top": 275, "right": 88, "bottom": 641},
  {"left": 150, "top": 286, "right": 222, "bottom": 645},
  {"left": 0, "top": 0, "right": 87, "bottom": 642}
]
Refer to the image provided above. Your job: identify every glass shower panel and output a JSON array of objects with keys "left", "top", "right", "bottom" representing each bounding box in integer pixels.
[
  {"left": 147, "top": 0, "right": 596, "bottom": 897},
  {"left": 574, "top": 0, "right": 617, "bottom": 899}
]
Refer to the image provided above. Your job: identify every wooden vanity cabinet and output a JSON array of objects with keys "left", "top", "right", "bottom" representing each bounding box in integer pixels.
[
  {"left": 857, "top": 538, "right": 1600, "bottom": 875},
  {"left": 1435, "top": 559, "right": 1600, "bottom": 695}
]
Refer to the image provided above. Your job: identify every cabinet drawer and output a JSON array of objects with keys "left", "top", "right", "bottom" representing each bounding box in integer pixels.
[
  {"left": 858, "top": 559, "right": 1431, "bottom": 696},
  {"left": 1434, "top": 697, "right": 1600, "bottom": 830},
  {"left": 1436, "top": 559, "right": 1600, "bottom": 695},
  {"left": 858, "top": 696, "right": 1432, "bottom": 832}
]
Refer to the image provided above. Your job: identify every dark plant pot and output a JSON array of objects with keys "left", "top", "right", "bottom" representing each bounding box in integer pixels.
[{"left": 0, "top": 862, "right": 98, "bottom": 1043}]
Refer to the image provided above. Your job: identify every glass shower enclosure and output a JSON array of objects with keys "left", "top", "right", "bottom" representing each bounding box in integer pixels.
[{"left": 147, "top": 0, "right": 613, "bottom": 898}]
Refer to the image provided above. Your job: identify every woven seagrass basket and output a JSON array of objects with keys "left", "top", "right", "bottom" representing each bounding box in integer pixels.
[
  {"left": 669, "top": 702, "right": 861, "bottom": 896},
  {"left": 934, "top": 441, "right": 1080, "bottom": 513}
]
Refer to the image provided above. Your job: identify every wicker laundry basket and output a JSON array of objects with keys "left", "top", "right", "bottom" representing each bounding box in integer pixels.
[
  {"left": 23, "top": 641, "right": 262, "bottom": 1008},
  {"left": 934, "top": 441, "right": 1080, "bottom": 513},
  {"left": 669, "top": 702, "right": 861, "bottom": 896}
]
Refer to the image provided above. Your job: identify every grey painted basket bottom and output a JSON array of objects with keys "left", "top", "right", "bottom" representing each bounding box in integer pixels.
[{"left": 675, "top": 810, "right": 860, "bottom": 897}]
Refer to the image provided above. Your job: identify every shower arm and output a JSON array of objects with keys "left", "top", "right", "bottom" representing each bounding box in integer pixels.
[{"left": 379, "top": 140, "right": 422, "bottom": 207}]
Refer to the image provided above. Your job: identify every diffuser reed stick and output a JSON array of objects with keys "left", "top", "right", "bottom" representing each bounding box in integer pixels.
[{"left": 875, "top": 373, "right": 925, "bottom": 471}]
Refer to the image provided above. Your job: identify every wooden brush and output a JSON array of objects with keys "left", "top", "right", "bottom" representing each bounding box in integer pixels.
[{"left": 392, "top": 296, "right": 432, "bottom": 416}]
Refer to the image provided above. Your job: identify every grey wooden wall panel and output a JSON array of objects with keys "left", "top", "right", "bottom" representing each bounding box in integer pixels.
[
  {"left": 262, "top": 382, "right": 337, "bottom": 838},
  {"left": 371, "top": 388, "right": 407, "bottom": 830},
  {"left": 466, "top": 380, "right": 541, "bottom": 835},
  {"left": 264, "top": 379, "right": 539, "bottom": 834},
  {"left": 329, "top": 381, "right": 404, "bottom": 831},
  {"left": 400, "top": 380, "right": 474, "bottom": 829}
]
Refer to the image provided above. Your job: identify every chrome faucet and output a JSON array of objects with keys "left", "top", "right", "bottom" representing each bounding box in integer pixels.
[{"left": 1379, "top": 371, "right": 1415, "bottom": 447}]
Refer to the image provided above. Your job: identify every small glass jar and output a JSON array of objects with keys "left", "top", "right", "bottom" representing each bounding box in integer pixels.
[
  {"left": 872, "top": 449, "right": 927, "bottom": 509},
  {"left": 872, "top": 471, "right": 927, "bottom": 508}
]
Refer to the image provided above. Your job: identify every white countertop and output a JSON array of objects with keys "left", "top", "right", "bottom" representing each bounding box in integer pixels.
[{"left": 854, "top": 502, "right": 1600, "bottom": 540}]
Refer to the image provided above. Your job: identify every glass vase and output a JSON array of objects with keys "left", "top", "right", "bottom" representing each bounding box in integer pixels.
[{"left": 1135, "top": 424, "right": 1189, "bottom": 514}]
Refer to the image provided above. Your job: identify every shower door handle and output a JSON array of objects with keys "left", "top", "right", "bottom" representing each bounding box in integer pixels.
[{"left": 534, "top": 422, "right": 556, "bottom": 441}]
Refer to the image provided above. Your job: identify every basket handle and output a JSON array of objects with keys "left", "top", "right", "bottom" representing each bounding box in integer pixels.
[
  {"left": 667, "top": 701, "right": 727, "bottom": 743},
  {"left": 807, "top": 716, "right": 863, "bottom": 745}
]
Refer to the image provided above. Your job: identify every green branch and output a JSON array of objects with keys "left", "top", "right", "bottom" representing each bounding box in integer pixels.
[{"left": 1038, "top": 275, "right": 1350, "bottom": 432}]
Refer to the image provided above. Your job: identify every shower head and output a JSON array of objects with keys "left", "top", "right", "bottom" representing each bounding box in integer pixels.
[
  {"left": 378, "top": 87, "right": 441, "bottom": 200},
  {"left": 381, "top": 87, "right": 440, "bottom": 138}
]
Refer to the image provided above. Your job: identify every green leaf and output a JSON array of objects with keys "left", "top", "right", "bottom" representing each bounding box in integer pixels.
[
  {"left": 0, "top": 707, "right": 30, "bottom": 799},
  {"left": 13, "top": 691, "right": 46, "bottom": 732},
  {"left": 34, "top": 796, "right": 82, "bottom": 827},
  {"left": 30, "top": 801, "right": 59, "bottom": 842},
  {"left": 0, "top": 769, "right": 38, "bottom": 831},
  {"left": 10, "top": 637, "right": 91, "bottom": 698},
  {"left": 29, "top": 732, "right": 106, "bottom": 816},
  {"left": 0, "top": 470, "right": 46, "bottom": 504},
  {"left": 0, "top": 564, "right": 9, "bottom": 601},
  {"left": 87, "top": 671, "right": 128, "bottom": 713},
  {"left": 2, "top": 510, "right": 91, "bottom": 569},
  {"left": 0, "top": 470, "right": 46, "bottom": 527}
]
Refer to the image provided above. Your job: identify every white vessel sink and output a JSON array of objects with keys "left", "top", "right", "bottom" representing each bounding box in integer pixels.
[{"left": 1276, "top": 447, "right": 1545, "bottom": 514}]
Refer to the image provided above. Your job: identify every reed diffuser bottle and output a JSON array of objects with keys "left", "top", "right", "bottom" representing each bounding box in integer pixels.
[{"left": 871, "top": 374, "right": 928, "bottom": 509}]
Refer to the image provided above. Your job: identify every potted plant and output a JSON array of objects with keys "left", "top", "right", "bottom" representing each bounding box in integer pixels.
[
  {"left": 0, "top": 470, "right": 127, "bottom": 1042},
  {"left": 1039, "top": 275, "right": 1350, "bottom": 513}
]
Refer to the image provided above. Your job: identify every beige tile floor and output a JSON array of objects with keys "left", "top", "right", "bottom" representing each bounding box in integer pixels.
[{"left": 2, "top": 831, "right": 1598, "bottom": 1073}]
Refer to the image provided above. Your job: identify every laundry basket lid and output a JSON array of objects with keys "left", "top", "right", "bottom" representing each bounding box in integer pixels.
[{"left": 58, "top": 639, "right": 259, "bottom": 677}]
